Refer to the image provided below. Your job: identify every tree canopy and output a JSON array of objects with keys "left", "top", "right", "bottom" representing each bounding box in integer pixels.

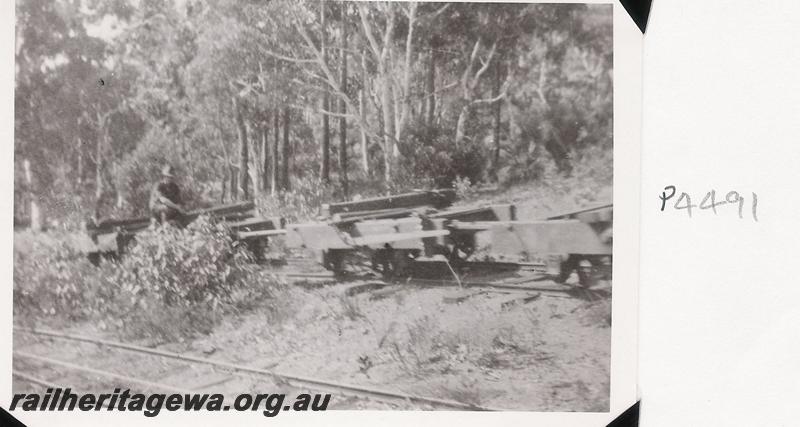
[{"left": 15, "top": 0, "right": 612, "bottom": 226}]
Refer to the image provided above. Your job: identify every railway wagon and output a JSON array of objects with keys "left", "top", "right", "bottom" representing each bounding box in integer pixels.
[
  {"left": 81, "top": 201, "right": 284, "bottom": 264},
  {"left": 287, "top": 192, "right": 612, "bottom": 284},
  {"left": 79, "top": 187, "right": 612, "bottom": 285},
  {"left": 286, "top": 189, "right": 521, "bottom": 277},
  {"left": 486, "top": 203, "right": 613, "bottom": 282}
]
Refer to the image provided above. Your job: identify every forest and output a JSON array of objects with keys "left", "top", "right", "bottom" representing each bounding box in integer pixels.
[{"left": 14, "top": 0, "right": 613, "bottom": 228}]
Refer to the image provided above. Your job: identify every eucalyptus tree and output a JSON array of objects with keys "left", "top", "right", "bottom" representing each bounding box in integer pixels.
[{"left": 15, "top": 0, "right": 137, "bottom": 221}]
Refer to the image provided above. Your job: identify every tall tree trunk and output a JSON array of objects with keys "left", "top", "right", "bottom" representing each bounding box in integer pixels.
[
  {"left": 491, "top": 62, "right": 503, "bottom": 180},
  {"left": 217, "top": 125, "right": 233, "bottom": 202},
  {"left": 397, "top": 2, "right": 416, "bottom": 145},
  {"left": 359, "top": 48, "right": 369, "bottom": 176},
  {"left": 339, "top": 5, "right": 349, "bottom": 198},
  {"left": 250, "top": 121, "right": 260, "bottom": 200},
  {"left": 271, "top": 111, "right": 279, "bottom": 195},
  {"left": 233, "top": 96, "right": 249, "bottom": 200},
  {"left": 320, "top": 3, "right": 331, "bottom": 183},
  {"left": 454, "top": 104, "right": 471, "bottom": 147},
  {"left": 357, "top": 3, "right": 396, "bottom": 182},
  {"left": 221, "top": 166, "right": 227, "bottom": 203},
  {"left": 425, "top": 39, "right": 436, "bottom": 127},
  {"left": 76, "top": 115, "right": 85, "bottom": 186},
  {"left": 94, "top": 115, "right": 112, "bottom": 219},
  {"left": 391, "top": 72, "right": 401, "bottom": 150},
  {"left": 76, "top": 136, "right": 84, "bottom": 185},
  {"left": 95, "top": 118, "right": 106, "bottom": 203},
  {"left": 229, "top": 167, "right": 238, "bottom": 201},
  {"left": 23, "top": 158, "right": 42, "bottom": 231},
  {"left": 380, "top": 72, "right": 395, "bottom": 183},
  {"left": 262, "top": 114, "right": 270, "bottom": 192},
  {"left": 114, "top": 162, "right": 124, "bottom": 210},
  {"left": 281, "top": 107, "right": 291, "bottom": 191}
]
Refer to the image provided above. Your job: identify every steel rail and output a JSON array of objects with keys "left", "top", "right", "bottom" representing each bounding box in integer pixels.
[
  {"left": 277, "top": 269, "right": 573, "bottom": 295},
  {"left": 14, "top": 351, "right": 194, "bottom": 394},
  {"left": 277, "top": 258, "right": 546, "bottom": 276},
  {"left": 11, "top": 370, "right": 115, "bottom": 409},
  {"left": 278, "top": 274, "right": 574, "bottom": 299},
  {"left": 396, "top": 278, "right": 575, "bottom": 296},
  {"left": 13, "top": 370, "right": 63, "bottom": 389},
  {"left": 281, "top": 257, "right": 546, "bottom": 270},
  {"left": 14, "top": 328, "right": 497, "bottom": 411}
]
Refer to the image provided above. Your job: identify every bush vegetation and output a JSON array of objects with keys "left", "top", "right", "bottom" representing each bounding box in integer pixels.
[
  {"left": 16, "top": 2, "right": 612, "bottom": 229},
  {"left": 13, "top": 217, "right": 277, "bottom": 341}
]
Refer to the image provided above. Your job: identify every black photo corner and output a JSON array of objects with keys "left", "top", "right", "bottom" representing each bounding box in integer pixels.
[
  {"left": 1, "top": 405, "right": 27, "bottom": 427},
  {"left": 607, "top": 401, "right": 641, "bottom": 427},
  {"left": 620, "top": 0, "right": 652, "bottom": 33},
  {"left": 604, "top": 0, "right": 649, "bottom": 425}
]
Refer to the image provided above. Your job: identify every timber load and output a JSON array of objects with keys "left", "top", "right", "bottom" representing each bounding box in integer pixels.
[
  {"left": 82, "top": 201, "right": 283, "bottom": 264},
  {"left": 286, "top": 191, "right": 611, "bottom": 283},
  {"left": 86, "top": 201, "right": 258, "bottom": 237},
  {"left": 81, "top": 187, "right": 613, "bottom": 285},
  {"left": 321, "top": 189, "right": 457, "bottom": 218}
]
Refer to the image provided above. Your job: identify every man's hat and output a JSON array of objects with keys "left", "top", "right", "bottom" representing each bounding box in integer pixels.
[{"left": 161, "top": 165, "right": 176, "bottom": 178}]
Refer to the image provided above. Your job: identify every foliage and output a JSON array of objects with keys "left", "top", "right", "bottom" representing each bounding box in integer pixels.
[
  {"left": 384, "top": 315, "right": 470, "bottom": 378},
  {"left": 13, "top": 235, "right": 115, "bottom": 323},
  {"left": 452, "top": 176, "right": 475, "bottom": 201},
  {"left": 255, "top": 176, "right": 334, "bottom": 222},
  {"left": 505, "top": 5, "right": 613, "bottom": 176},
  {"left": 114, "top": 127, "right": 207, "bottom": 216},
  {"left": 13, "top": 217, "right": 271, "bottom": 340},
  {"left": 108, "top": 217, "right": 256, "bottom": 308},
  {"left": 398, "top": 118, "right": 487, "bottom": 188},
  {"left": 15, "top": 1, "right": 612, "bottom": 227}
]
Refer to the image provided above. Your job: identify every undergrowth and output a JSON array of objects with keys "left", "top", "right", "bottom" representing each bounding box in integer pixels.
[{"left": 13, "top": 217, "right": 280, "bottom": 342}]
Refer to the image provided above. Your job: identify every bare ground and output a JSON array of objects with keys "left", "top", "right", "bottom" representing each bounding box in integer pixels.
[{"left": 13, "top": 269, "right": 610, "bottom": 412}]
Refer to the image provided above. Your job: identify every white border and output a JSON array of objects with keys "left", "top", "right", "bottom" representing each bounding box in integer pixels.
[{"left": 1, "top": 1, "right": 641, "bottom": 426}]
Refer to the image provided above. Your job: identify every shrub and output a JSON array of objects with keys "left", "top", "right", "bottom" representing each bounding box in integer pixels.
[
  {"left": 13, "top": 217, "right": 271, "bottom": 341},
  {"left": 114, "top": 126, "right": 208, "bottom": 217},
  {"left": 105, "top": 217, "right": 265, "bottom": 339},
  {"left": 255, "top": 176, "right": 333, "bottom": 223},
  {"left": 110, "top": 218, "right": 255, "bottom": 306},
  {"left": 452, "top": 176, "right": 475, "bottom": 200},
  {"left": 384, "top": 316, "right": 469, "bottom": 378},
  {"left": 398, "top": 118, "right": 488, "bottom": 188},
  {"left": 13, "top": 234, "right": 115, "bottom": 324}
]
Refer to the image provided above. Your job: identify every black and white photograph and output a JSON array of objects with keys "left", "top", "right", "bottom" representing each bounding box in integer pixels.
[
  {"left": 10, "top": 0, "right": 636, "bottom": 422},
  {"left": 9, "top": 0, "right": 800, "bottom": 426}
]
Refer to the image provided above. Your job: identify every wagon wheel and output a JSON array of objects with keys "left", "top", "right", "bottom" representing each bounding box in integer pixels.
[
  {"left": 322, "top": 250, "right": 346, "bottom": 276},
  {"left": 559, "top": 255, "right": 596, "bottom": 286},
  {"left": 371, "top": 246, "right": 417, "bottom": 279},
  {"left": 446, "top": 234, "right": 477, "bottom": 266},
  {"left": 559, "top": 255, "right": 612, "bottom": 288},
  {"left": 558, "top": 255, "right": 581, "bottom": 283},
  {"left": 243, "top": 238, "right": 266, "bottom": 262}
]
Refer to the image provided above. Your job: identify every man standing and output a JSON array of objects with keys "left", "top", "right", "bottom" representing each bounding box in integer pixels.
[{"left": 149, "top": 165, "right": 186, "bottom": 224}]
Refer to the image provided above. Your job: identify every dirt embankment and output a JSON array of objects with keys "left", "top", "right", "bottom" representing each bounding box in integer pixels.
[{"left": 15, "top": 275, "right": 611, "bottom": 411}]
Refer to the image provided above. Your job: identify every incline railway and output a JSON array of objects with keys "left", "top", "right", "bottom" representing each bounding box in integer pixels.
[{"left": 81, "top": 189, "right": 613, "bottom": 287}]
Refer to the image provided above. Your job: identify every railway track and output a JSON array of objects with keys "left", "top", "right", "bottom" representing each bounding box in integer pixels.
[
  {"left": 275, "top": 258, "right": 577, "bottom": 297},
  {"left": 284, "top": 274, "right": 577, "bottom": 297},
  {"left": 13, "top": 327, "right": 499, "bottom": 411}
]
